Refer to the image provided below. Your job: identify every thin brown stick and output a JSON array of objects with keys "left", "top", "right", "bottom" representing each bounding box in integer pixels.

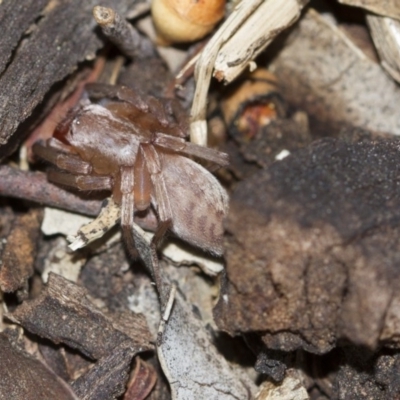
[
  {"left": 0, "top": 165, "right": 102, "bottom": 216},
  {"left": 93, "top": 6, "right": 155, "bottom": 59}
]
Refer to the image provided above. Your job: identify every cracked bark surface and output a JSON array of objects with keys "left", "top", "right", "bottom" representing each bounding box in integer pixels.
[
  {"left": 214, "top": 137, "right": 400, "bottom": 354},
  {"left": 0, "top": 0, "right": 136, "bottom": 159}
]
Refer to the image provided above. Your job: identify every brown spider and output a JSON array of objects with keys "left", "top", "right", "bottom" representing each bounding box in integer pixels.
[{"left": 33, "top": 83, "right": 229, "bottom": 255}]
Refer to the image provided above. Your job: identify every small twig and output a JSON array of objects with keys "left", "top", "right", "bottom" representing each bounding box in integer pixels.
[
  {"left": 156, "top": 284, "right": 177, "bottom": 347},
  {"left": 68, "top": 198, "right": 120, "bottom": 250},
  {"left": 0, "top": 165, "right": 102, "bottom": 216},
  {"left": 93, "top": 6, "right": 155, "bottom": 59}
]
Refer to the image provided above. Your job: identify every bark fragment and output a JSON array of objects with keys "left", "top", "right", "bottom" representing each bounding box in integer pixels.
[
  {"left": 8, "top": 273, "right": 152, "bottom": 359},
  {"left": 70, "top": 340, "right": 138, "bottom": 400},
  {"left": 215, "top": 137, "right": 400, "bottom": 353},
  {"left": 333, "top": 348, "right": 400, "bottom": 399},
  {"left": 0, "top": 208, "right": 43, "bottom": 292},
  {"left": 0, "top": 0, "right": 136, "bottom": 159}
]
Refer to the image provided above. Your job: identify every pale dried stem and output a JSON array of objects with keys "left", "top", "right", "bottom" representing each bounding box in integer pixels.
[{"left": 190, "top": 0, "right": 307, "bottom": 146}]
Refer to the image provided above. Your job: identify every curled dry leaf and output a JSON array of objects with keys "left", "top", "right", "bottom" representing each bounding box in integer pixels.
[
  {"left": 220, "top": 68, "right": 286, "bottom": 140},
  {"left": 161, "top": 240, "right": 224, "bottom": 276},
  {"left": 123, "top": 358, "right": 157, "bottom": 400}
]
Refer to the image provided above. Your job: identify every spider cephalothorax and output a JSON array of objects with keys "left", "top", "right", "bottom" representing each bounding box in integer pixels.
[{"left": 33, "top": 83, "right": 229, "bottom": 255}]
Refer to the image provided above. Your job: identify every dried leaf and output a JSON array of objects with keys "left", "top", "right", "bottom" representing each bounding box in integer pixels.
[
  {"left": 338, "top": 0, "right": 400, "bottom": 19},
  {"left": 41, "top": 208, "right": 93, "bottom": 237},
  {"left": 161, "top": 240, "right": 224, "bottom": 276},
  {"left": 123, "top": 358, "right": 157, "bottom": 400},
  {"left": 41, "top": 237, "right": 86, "bottom": 283},
  {"left": 157, "top": 290, "right": 256, "bottom": 399},
  {"left": 367, "top": 14, "right": 400, "bottom": 83},
  {"left": 130, "top": 224, "right": 257, "bottom": 399},
  {"left": 269, "top": 9, "right": 400, "bottom": 135}
]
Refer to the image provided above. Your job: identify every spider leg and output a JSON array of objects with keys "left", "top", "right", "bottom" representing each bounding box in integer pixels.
[
  {"left": 153, "top": 133, "right": 229, "bottom": 167},
  {"left": 133, "top": 148, "right": 152, "bottom": 211},
  {"left": 48, "top": 170, "right": 113, "bottom": 191},
  {"left": 85, "top": 82, "right": 149, "bottom": 112},
  {"left": 140, "top": 145, "right": 172, "bottom": 225},
  {"left": 33, "top": 140, "right": 92, "bottom": 175},
  {"left": 119, "top": 166, "right": 137, "bottom": 257},
  {"left": 163, "top": 98, "right": 189, "bottom": 138},
  {"left": 118, "top": 164, "right": 165, "bottom": 288},
  {"left": 146, "top": 96, "right": 169, "bottom": 127}
]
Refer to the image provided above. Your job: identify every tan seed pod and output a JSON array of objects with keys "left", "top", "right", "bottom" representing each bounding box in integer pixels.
[{"left": 151, "top": 0, "right": 226, "bottom": 45}]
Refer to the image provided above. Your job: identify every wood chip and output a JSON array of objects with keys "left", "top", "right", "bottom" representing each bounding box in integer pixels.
[
  {"left": 0, "top": 208, "right": 43, "bottom": 292},
  {"left": 7, "top": 273, "right": 152, "bottom": 359}
]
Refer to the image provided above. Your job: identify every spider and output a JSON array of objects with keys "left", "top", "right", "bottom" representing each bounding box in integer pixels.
[{"left": 33, "top": 83, "right": 229, "bottom": 256}]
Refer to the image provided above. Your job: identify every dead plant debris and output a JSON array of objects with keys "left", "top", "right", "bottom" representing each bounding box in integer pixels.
[
  {"left": 1, "top": 0, "right": 400, "bottom": 399},
  {"left": 216, "top": 136, "right": 400, "bottom": 353}
]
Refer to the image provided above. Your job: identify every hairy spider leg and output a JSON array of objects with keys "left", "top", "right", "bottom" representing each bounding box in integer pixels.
[
  {"left": 153, "top": 133, "right": 229, "bottom": 166},
  {"left": 47, "top": 170, "right": 113, "bottom": 191},
  {"left": 85, "top": 83, "right": 149, "bottom": 112},
  {"left": 119, "top": 160, "right": 165, "bottom": 290},
  {"left": 33, "top": 140, "right": 91, "bottom": 174},
  {"left": 86, "top": 83, "right": 188, "bottom": 138},
  {"left": 133, "top": 148, "right": 152, "bottom": 211},
  {"left": 163, "top": 98, "right": 189, "bottom": 137},
  {"left": 140, "top": 144, "right": 172, "bottom": 224},
  {"left": 33, "top": 139, "right": 113, "bottom": 191},
  {"left": 146, "top": 96, "right": 169, "bottom": 127}
]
